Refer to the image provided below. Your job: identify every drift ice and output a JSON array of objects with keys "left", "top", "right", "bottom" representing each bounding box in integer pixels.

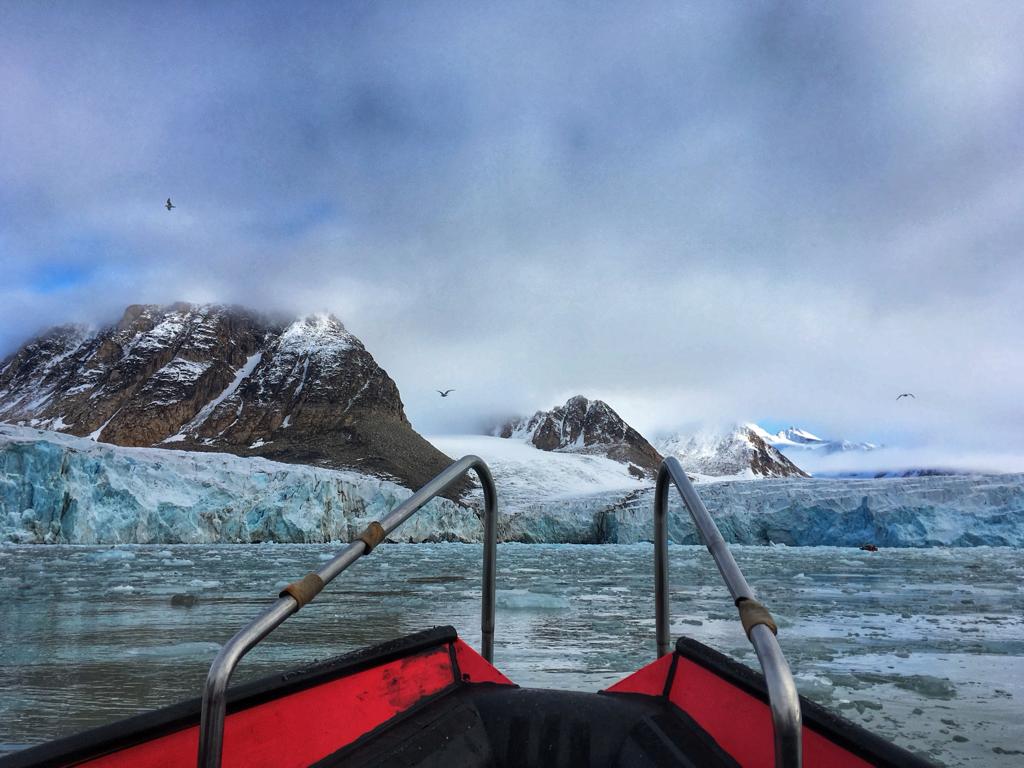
[{"left": 2, "top": 457, "right": 932, "bottom": 768}]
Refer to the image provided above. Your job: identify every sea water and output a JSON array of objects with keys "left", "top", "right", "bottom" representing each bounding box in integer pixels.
[{"left": 0, "top": 543, "right": 1021, "bottom": 767}]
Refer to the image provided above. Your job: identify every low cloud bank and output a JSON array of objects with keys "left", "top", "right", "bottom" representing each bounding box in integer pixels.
[{"left": 795, "top": 446, "right": 1024, "bottom": 476}]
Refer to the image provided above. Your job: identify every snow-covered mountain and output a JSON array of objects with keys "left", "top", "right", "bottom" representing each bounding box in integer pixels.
[
  {"left": 750, "top": 424, "right": 880, "bottom": 454},
  {"left": 496, "top": 395, "right": 663, "bottom": 477},
  {"left": 495, "top": 400, "right": 809, "bottom": 482},
  {"left": 0, "top": 303, "right": 454, "bottom": 489},
  {"left": 657, "top": 425, "right": 808, "bottom": 479}
]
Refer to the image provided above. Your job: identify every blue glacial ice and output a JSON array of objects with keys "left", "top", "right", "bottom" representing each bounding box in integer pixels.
[
  {"left": 0, "top": 425, "right": 476, "bottom": 544},
  {"left": 2, "top": 424, "right": 1023, "bottom": 546},
  {"left": 599, "top": 477, "right": 1024, "bottom": 547}
]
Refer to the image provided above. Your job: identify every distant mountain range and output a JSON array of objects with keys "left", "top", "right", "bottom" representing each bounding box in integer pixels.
[
  {"left": 495, "top": 398, "right": 807, "bottom": 480},
  {"left": 749, "top": 424, "right": 880, "bottom": 455},
  {"left": 0, "top": 302, "right": 898, "bottom": 490},
  {"left": 2, "top": 305, "right": 1012, "bottom": 550}
]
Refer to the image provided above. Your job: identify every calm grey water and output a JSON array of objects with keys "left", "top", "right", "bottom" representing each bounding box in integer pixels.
[{"left": 1, "top": 543, "right": 1021, "bottom": 766}]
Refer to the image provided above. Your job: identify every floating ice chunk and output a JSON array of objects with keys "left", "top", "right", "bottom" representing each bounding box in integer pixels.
[
  {"left": 187, "top": 579, "right": 222, "bottom": 589},
  {"left": 123, "top": 642, "right": 221, "bottom": 658},
  {"left": 496, "top": 589, "right": 570, "bottom": 610},
  {"left": 89, "top": 549, "right": 137, "bottom": 561}
]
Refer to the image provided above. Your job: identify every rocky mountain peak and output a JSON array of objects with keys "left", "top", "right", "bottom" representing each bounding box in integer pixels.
[
  {"left": 776, "top": 426, "right": 823, "bottom": 444},
  {"left": 279, "top": 313, "right": 354, "bottom": 349},
  {"left": 657, "top": 424, "right": 808, "bottom": 479},
  {"left": 497, "top": 395, "right": 663, "bottom": 477},
  {"left": 0, "top": 302, "right": 454, "bottom": 490}
]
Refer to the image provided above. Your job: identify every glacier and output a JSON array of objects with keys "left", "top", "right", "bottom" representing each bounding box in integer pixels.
[
  {"left": 2, "top": 425, "right": 1023, "bottom": 546},
  {"left": 599, "top": 477, "right": 1024, "bottom": 547},
  {"left": 0, "top": 425, "right": 479, "bottom": 544},
  {"left": 436, "top": 434, "right": 1024, "bottom": 546}
]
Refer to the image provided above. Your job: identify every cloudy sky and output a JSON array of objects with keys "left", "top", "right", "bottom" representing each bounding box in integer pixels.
[{"left": 1, "top": 2, "right": 1022, "bottom": 464}]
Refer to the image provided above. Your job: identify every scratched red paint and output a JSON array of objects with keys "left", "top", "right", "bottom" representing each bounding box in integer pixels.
[{"left": 79, "top": 646, "right": 456, "bottom": 768}]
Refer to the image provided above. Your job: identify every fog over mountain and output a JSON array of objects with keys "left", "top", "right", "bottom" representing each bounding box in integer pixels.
[{"left": 2, "top": 3, "right": 1022, "bottom": 469}]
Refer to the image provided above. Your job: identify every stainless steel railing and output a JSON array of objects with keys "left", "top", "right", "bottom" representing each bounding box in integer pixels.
[
  {"left": 196, "top": 455, "right": 498, "bottom": 768},
  {"left": 654, "top": 456, "right": 802, "bottom": 768}
]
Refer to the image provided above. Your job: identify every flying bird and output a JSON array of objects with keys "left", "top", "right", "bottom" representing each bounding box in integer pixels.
[
  {"left": 165, "top": 198, "right": 175, "bottom": 211},
  {"left": 437, "top": 390, "right": 455, "bottom": 397},
  {"left": 896, "top": 393, "right": 916, "bottom": 400}
]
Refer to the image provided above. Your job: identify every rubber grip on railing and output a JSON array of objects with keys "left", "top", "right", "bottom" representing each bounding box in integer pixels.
[
  {"left": 279, "top": 573, "right": 325, "bottom": 609},
  {"left": 737, "top": 597, "right": 778, "bottom": 639},
  {"left": 357, "top": 521, "right": 386, "bottom": 553}
]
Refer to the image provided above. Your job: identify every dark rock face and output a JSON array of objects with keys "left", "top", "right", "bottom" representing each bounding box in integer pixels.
[
  {"left": 0, "top": 303, "right": 455, "bottom": 490},
  {"left": 498, "top": 395, "right": 663, "bottom": 475},
  {"left": 0, "top": 303, "right": 266, "bottom": 446},
  {"left": 744, "top": 429, "right": 808, "bottom": 478}
]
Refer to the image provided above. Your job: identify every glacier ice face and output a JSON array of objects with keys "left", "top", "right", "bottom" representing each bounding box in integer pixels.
[
  {"left": 0, "top": 425, "right": 480, "bottom": 544},
  {"left": 3, "top": 425, "right": 1023, "bottom": 547},
  {"left": 469, "top": 469, "right": 1024, "bottom": 548},
  {"left": 599, "top": 476, "right": 1024, "bottom": 547}
]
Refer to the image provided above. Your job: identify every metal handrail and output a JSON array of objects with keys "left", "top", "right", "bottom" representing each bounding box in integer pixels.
[
  {"left": 196, "top": 455, "right": 498, "bottom": 768},
  {"left": 655, "top": 456, "right": 802, "bottom": 768}
]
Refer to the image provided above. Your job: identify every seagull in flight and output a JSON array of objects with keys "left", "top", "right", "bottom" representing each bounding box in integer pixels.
[
  {"left": 437, "top": 389, "right": 455, "bottom": 398},
  {"left": 165, "top": 198, "right": 175, "bottom": 211},
  {"left": 896, "top": 393, "right": 916, "bottom": 400}
]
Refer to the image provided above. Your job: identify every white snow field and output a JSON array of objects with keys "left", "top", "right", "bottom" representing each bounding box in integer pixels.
[
  {"left": 427, "top": 434, "right": 648, "bottom": 503},
  {"left": 2, "top": 425, "right": 1023, "bottom": 546}
]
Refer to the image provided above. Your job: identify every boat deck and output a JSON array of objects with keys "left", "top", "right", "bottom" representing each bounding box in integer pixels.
[{"left": 327, "top": 685, "right": 737, "bottom": 767}]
